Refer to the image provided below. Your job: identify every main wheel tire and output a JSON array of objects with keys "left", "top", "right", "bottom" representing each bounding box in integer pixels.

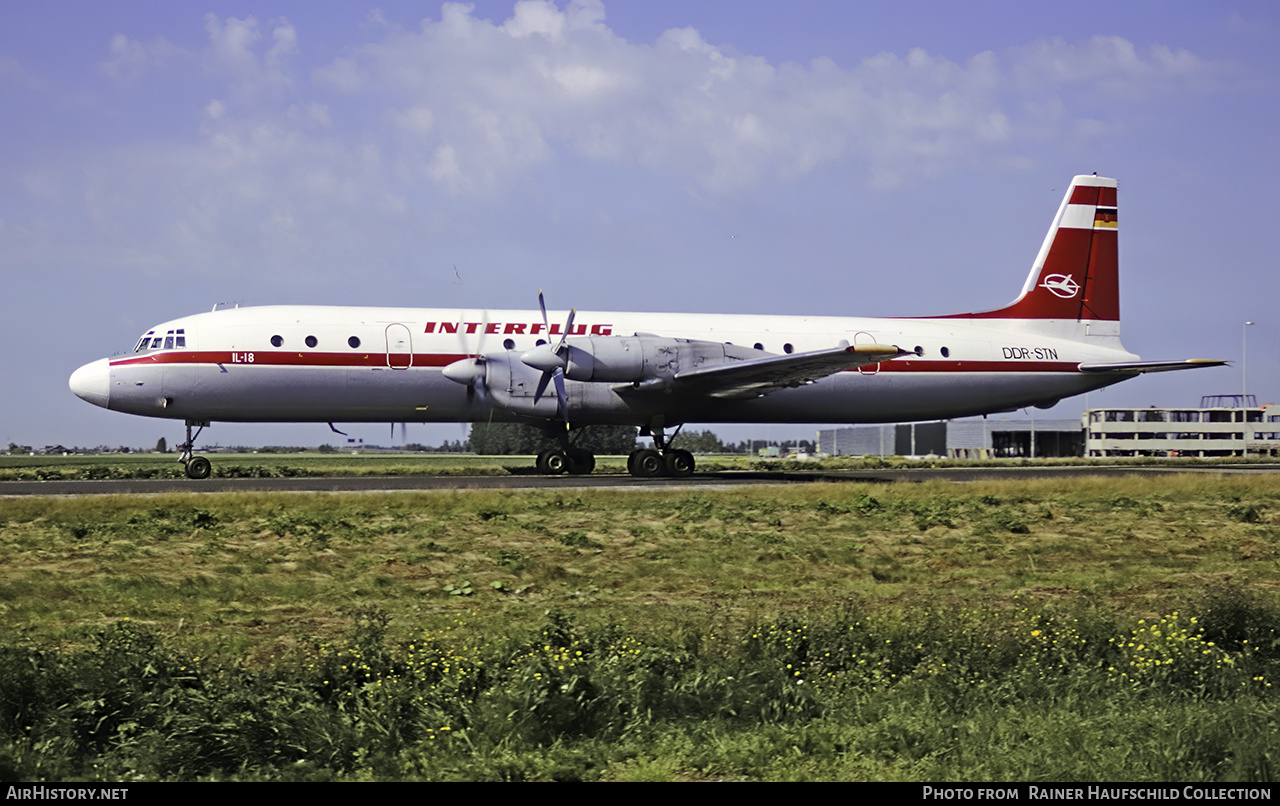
[
  {"left": 629, "top": 448, "right": 664, "bottom": 478},
  {"left": 664, "top": 449, "right": 695, "bottom": 477},
  {"left": 185, "top": 456, "right": 212, "bottom": 480},
  {"left": 566, "top": 448, "right": 595, "bottom": 475},
  {"left": 537, "top": 449, "right": 568, "bottom": 475}
]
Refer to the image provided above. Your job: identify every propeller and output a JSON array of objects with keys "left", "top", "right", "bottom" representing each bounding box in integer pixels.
[
  {"left": 521, "top": 290, "right": 574, "bottom": 425},
  {"left": 441, "top": 311, "right": 491, "bottom": 406},
  {"left": 440, "top": 311, "right": 495, "bottom": 443}
]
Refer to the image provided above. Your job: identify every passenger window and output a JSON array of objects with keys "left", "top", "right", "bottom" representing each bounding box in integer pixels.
[
  {"left": 348, "top": 336, "right": 361, "bottom": 349},
  {"left": 305, "top": 335, "right": 318, "bottom": 348},
  {"left": 271, "top": 335, "right": 283, "bottom": 347}
]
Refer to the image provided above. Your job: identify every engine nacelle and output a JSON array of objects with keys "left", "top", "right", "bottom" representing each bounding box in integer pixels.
[
  {"left": 444, "top": 337, "right": 772, "bottom": 420},
  {"left": 524, "top": 336, "right": 765, "bottom": 385}
]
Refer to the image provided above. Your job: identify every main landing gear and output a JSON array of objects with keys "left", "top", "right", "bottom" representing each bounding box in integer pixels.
[
  {"left": 530, "top": 422, "right": 694, "bottom": 478},
  {"left": 627, "top": 423, "right": 694, "bottom": 478},
  {"left": 178, "top": 420, "right": 212, "bottom": 480},
  {"left": 535, "top": 446, "right": 596, "bottom": 476}
]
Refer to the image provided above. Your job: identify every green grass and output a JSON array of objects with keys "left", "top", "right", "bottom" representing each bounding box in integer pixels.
[
  {"left": 0, "top": 452, "right": 543, "bottom": 480},
  {"left": 0, "top": 475, "right": 1277, "bottom": 780},
  {"left": 5, "top": 450, "right": 1278, "bottom": 481}
]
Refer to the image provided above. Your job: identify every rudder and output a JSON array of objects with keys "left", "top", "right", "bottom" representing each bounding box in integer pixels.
[{"left": 951, "top": 175, "right": 1119, "bottom": 321}]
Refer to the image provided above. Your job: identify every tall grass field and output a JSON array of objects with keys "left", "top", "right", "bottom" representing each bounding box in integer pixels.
[{"left": 0, "top": 475, "right": 1277, "bottom": 781}]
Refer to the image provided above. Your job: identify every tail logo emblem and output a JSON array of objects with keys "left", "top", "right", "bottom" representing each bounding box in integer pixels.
[{"left": 1040, "top": 273, "right": 1080, "bottom": 299}]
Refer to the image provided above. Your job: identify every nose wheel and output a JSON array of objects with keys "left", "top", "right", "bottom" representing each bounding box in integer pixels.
[
  {"left": 178, "top": 420, "right": 212, "bottom": 480},
  {"left": 184, "top": 455, "right": 212, "bottom": 480}
]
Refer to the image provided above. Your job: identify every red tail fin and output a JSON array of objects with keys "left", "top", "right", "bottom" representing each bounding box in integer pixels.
[{"left": 948, "top": 175, "right": 1119, "bottom": 321}]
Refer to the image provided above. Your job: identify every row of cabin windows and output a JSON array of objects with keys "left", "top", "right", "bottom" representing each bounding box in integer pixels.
[
  {"left": 261, "top": 335, "right": 938, "bottom": 356},
  {"left": 134, "top": 329, "right": 186, "bottom": 352},
  {"left": 733, "top": 343, "right": 941, "bottom": 357},
  {"left": 269, "top": 335, "right": 363, "bottom": 349},
  {"left": 135, "top": 329, "right": 953, "bottom": 358}
]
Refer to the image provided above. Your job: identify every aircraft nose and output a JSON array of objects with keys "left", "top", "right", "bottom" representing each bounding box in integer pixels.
[{"left": 69, "top": 358, "right": 111, "bottom": 409}]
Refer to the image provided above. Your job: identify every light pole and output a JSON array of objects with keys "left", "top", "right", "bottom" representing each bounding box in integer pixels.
[{"left": 1243, "top": 321, "right": 1254, "bottom": 406}]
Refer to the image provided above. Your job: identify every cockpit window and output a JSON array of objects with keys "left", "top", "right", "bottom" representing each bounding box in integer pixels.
[{"left": 133, "top": 328, "right": 187, "bottom": 352}]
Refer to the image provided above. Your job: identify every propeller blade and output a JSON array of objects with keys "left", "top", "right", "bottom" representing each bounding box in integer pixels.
[
  {"left": 445, "top": 310, "right": 493, "bottom": 407},
  {"left": 552, "top": 368, "right": 569, "bottom": 424},
  {"left": 533, "top": 368, "right": 552, "bottom": 404},
  {"left": 474, "top": 309, "right": 490, "bottom": 357},
  {"left": 533, "top": 291, "right": 574, "bottom": 423},
  {"left": 555, "top": 309, "right": 576, "bottom": 354}
]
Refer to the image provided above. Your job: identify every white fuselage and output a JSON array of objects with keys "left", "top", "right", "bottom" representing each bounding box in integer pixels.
[{"left": 70, "top": 304, "right": 1138, "bottom": 428}]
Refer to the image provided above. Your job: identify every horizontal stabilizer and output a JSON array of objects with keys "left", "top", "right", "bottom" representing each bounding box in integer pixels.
[
  {"left": 1078, "top": 359, "right": 1228, "bottom": 375},
  {"left": 667, "top": 343, "right": 910, "bottom": 400}
]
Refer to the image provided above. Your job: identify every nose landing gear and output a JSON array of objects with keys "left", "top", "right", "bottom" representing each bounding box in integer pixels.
[{"left": 178, "top": 420, "right": 212, "bottom": 479}]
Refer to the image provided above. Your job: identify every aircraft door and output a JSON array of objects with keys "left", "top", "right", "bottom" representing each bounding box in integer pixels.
[
  {"left": 385, "top": 324, "right": 413, "bottom": 369},
  {"left": 853, "top": 331, "right": 881, "bottom": 375}
]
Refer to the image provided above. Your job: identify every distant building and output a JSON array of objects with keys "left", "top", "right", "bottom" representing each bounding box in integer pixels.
[
  {"left": 1084, "top": 396, "right": 1280, "bottom": 458},
  {"left": 818, "top": 418, "right": 1083, "bottom": 459}
]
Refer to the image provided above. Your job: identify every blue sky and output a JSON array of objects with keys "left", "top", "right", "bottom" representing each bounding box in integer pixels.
[{"left": 4, "top": 1, "right": 1277, "bottom": 449}]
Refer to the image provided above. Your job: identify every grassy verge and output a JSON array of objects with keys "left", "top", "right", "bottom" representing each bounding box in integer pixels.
[
  {"left": 0, "top": 453, "right": 533, "bottom": 480},
  {"left": 0, "top": 476, "right": 1277, "bottom": 780},
  {"left": 4, "top": 451, "right": 1278, "bottom": 481}
]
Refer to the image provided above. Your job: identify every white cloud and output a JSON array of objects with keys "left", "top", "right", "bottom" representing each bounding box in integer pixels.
[
  {"left": 14, "top": 2, "right": 1232, "bottom": 282},
  {"left": 202, "top": 14, "right": 298, "bottom": 102},
  {"left": 0, "top": 55, "right": 44, "bottom": 91},
  {"left": 99, "top": 34, "right": 147, "bottom": 80},
  {"left": 97, "top": 33, "right": 183, "bottom": 80},
  {"left": 305, "top": 5, "right": 1221, "bottom": 194},
  {"left": 1009, "top": 36, "right": 1222, "bottom": 98}
]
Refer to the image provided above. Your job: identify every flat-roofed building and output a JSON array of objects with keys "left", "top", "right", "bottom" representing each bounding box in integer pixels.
[
  {"left": 1085, "top": 399, "right": 1280, "bottom": 458},
  {"left": 818, "top": 418, "right": 1083, "bottom": 459}
]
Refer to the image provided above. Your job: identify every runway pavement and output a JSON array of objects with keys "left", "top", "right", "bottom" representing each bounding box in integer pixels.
[{"left": 3, "top": 464, "right": 1276, "bottom": 496}]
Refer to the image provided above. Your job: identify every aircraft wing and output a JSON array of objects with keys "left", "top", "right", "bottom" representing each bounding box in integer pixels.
[
  {"left": 1078, "top": 359, "right": 1228, "bottom": 375},
  {"left": 631, "top": 343, "right": 911, "bottom": 400}
]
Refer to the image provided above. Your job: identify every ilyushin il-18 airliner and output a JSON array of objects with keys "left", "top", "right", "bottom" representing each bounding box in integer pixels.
[{"left": 70, "top": 175, "right": 1223, "bottom": 479}]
